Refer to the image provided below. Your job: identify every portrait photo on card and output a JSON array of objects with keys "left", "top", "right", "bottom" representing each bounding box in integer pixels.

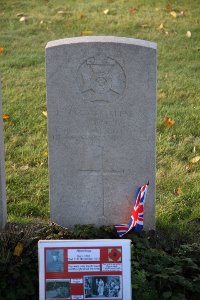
[
  {"left": 84, "top": 275, "right": 122, "bottom": 299},
  {"left": 46, "top": 249, "right": 64, "bottom": 272},
  {"left": 46, "top": 279, "right": 70, "bottom": 299}
]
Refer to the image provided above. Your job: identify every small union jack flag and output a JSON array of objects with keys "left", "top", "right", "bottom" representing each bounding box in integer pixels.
[{"left": 115, "top": 182, "right": 149, "bottom": 237}]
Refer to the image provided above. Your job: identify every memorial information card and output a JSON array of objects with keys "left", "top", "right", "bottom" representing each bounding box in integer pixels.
[{"left": 38, "top": 239, "right": 131, "bottom": 300}]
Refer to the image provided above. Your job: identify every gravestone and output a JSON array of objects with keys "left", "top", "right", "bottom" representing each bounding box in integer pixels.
[
  {"left": 0, "top": 79, "right": 7, "bottom": 229},
  {"left": 46, "top": 36, "right": 157, "bottom": 229}
]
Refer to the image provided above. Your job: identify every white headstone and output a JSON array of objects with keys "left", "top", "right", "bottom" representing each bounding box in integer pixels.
[
  {"left": 0, "top": 79, "right": 6, "bottom": 229},
  {"left": 46, "top": 36, "right": 157, "bottom": 229}
]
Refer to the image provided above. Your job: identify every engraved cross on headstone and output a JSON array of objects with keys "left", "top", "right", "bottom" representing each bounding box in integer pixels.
[{"left": 79, "top": 143, "right": 124, "bottom": 216}]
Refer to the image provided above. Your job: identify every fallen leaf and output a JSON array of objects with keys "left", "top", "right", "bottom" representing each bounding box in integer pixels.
[
  {"left": 19, "top": 165, "right": 29, "bottom": 171},
  {"left": 165, "top": 31, "right": 169, "bottom": 35},
  {"left": 186, "top": 31, "right": 191, "bottom": 38},
  {"left": 3, "top": 114, "right": 10, "bottom": 120},
  {"left": 186, "top": 163, "right": 192, "bottom": 172},
  {"left": 19, "top": 16, "right": 28, "bottom": 22},
  {"left": 175, "top": 187, "right": 182, "bottom": 196},
  {"left": 163, "top": 117, "right": 175, "bottom": 127},
  {"left": 13, "top": 242, "right": 24, "bottom": 256},
  {"left": 190, "top": 156, "right": 200, "bottom": 164},
  {"left": 81, "top": 30, "right": 93, "bottom": 36},
  {"left": 158, "top": 23, "right": 164, "bottom": 30},
  {"left": 57, "top": 10, "right": 65, "bottom": 15},
  {"left": 42, "top": 111, "right": 47, "bottom": 117},
  {"left": 0, "top": 47, "right": 5, "bottom": 54},
  {"left": 40, "top": 20, "right": 44, "bottom": 25},
  {"left": 103, "top": 9, "right": 109, "bottom": 15},
  {"left": 79, "top": 12, "right": 86, "bottom": 19},
  {"left": 16, "top": 12, "right": 24, "bottom": 17},
  {"left": 170, "top": 11, "right": 177, "bottom": 18},
  {"left": 129, "top": 7, "right": 137, "bottom": 15},
  {"left": 193, "top": 146, "right": 196, "bottom": 153}
]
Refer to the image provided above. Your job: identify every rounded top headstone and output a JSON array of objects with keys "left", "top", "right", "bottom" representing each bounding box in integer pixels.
[{"left": 46, "top": 36, "right": 157, "bottom": 50}]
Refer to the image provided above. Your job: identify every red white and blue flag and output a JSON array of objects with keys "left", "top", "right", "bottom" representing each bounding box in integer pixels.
[{"left": 115, "top": 182, "right": 149, "bottom": 237}]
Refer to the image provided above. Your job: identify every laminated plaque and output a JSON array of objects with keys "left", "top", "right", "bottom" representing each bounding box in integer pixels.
[{"left": 38, "top": 239, "right": 131, "bottom": 299}]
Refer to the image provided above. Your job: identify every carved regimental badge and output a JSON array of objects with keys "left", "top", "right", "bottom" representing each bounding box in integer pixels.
[{"left": 77, "top": 54, "right": 126, "bottom": 102}]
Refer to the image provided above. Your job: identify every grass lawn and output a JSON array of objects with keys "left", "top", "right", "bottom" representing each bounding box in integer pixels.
[{"left": 0, "top": 0, "right": 199, "bottom": 233}]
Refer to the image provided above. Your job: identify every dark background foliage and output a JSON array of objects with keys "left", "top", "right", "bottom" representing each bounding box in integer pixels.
[{"left": 0, "top": 223, "right": 200, "bottom": 300}]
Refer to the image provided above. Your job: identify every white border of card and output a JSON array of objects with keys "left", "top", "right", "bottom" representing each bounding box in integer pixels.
[{"left": 38, "top": 239, "right": 132, "bottom": 300}]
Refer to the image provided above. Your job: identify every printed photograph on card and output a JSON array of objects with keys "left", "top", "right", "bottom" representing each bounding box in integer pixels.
[
  {"left": 46, "top": 279, "right": 70, "bottom": 299},
  {"left": 84, "top": 276, "right": 122, "bottom": 299},
  {"left": 46, "top": 249, "right": 64, "bottom": 272}
]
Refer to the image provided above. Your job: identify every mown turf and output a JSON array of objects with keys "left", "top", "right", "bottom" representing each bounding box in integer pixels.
[{"left": 0, "top": 0, "right": 199, "bottom": 230}]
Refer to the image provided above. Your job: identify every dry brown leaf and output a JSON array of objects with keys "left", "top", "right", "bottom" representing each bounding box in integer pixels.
[
  {"left": 13, "top": 242, "right": 24, "bottom": 256},
  {"left": 103, "top": 9, "right": 109, "bottom": 15},
  {"left": 175, "top": 187, "right": 182, "bottom": 196},
  {"left": 163, "top": 116, "right": 175, "bottom": 127},
  {"left": 79, "top": 12, "right": 86, "bottom": 19},
  {"left": 129, "top": 7, "right": 137, "bottom": 15},
  {"left": 0, "top": 47, "right": 5, "bottom": 54},
  {"left": 42, "top": 111, "right": 47, "bottom": 118},
  {"left": 81, "top": 31, "right": 93, "bottom": 36},
  {"left": 190, "top": 156, "right": 200, "bottom": 164},
  {"left": 186, "top": 31, "right": 191, "bottom": 38},
  {"left": 170, "top": 11, "right": 177, "bottom": 18},
  {"left": 186, "top": 163, "right": 192, "bottom": 172},
  {"left": 3, "top": 114, "right": 10, "bottom": 120}
]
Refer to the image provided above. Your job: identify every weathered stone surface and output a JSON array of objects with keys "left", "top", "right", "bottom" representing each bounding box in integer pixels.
[
  {"left": 46, "top": 36, "right": 157, "bottom": 229},
  {"left": 0, "top": 80, "right": 6, "bottom": 229}
]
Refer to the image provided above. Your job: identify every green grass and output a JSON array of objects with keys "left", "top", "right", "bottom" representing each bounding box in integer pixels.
[{"left": 0, "top": 0, "right": 199, "bottom": 230}]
